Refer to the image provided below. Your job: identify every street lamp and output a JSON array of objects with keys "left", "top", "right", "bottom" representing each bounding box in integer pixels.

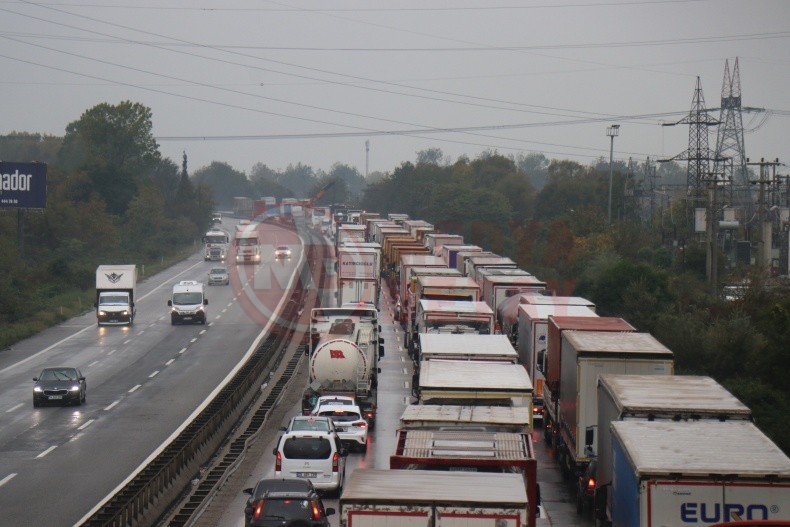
[{"left": 607, "top": 124, "right": 620, "bottom": 225}]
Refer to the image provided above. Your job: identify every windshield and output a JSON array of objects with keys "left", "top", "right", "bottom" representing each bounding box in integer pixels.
[
  {"left": 204, "top": 235, "right": 228, "bottom": 244},
  {"left": 210, "top": 268, "right": 227, "bottom": 275},
  {"left": 291, "top": 419, "right": 331, "bottom": 432},
  {"left": 236, "top": 238, "right": 258, "bottom": 246},
  {"left": 39, "top": 369, "right": 78, "bottom": 381},
  {"left": 99, "top": 294, "right": 129, "bottom": 305},
  {"left": 173, "top": 292, "right": 203, "bottom": 305},
  {"left": 282, "top": 437, "right": 331, "bottom": 459},
  {"left": 318, "top": 410, "right": 361, "bottom": 422},
  {"left": 259, "top": 498, "right": 312, "bottom": 520}
]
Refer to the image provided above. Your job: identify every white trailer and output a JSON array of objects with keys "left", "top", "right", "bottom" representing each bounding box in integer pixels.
[
  {"left": 399, "top": 404, "right": 531, "bottom": 433},
  {"left": 340, "top": 469, "right": 530, "bottom": 527},
  {"left": 558, "top": 331, "right": 674, "bottom": 476},
  {"left": 609, "top": 420, "right": 790, "bottom": 527},
  {"left": 418, "top": 333, "right": 518, "bottom": 364},
  {"left": 423, "top": 233, "right": 464, "bottom": 256},
  {"left": 595, "top": 374, "right": 753, "bottom": 523},
  {"left": 336, "top": 245, "right": 381, "bottom": 306}
]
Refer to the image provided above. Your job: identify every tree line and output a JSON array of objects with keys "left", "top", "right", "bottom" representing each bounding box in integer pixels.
[{"left": 0, "top": 101, "right": 787, "bottom": 454}]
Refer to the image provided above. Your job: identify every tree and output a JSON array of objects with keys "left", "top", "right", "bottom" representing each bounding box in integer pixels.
[
  {"left": 0, "top": 132, "right": 62, "bottom": 164},
  {"left": 327, "top": 163, "right": 366, "bottom": 202},
  {"left": 416, "top": 148, "right": 445, "bottom": 166},
  {"left": 58, "top": 101, "right": 161, "bottom": 215},
  {"left": 516, "top": 152, "right": 550, "bottom": 190},
  {"left": 192, "top": 160, "right": 251, "bottom": 207}
]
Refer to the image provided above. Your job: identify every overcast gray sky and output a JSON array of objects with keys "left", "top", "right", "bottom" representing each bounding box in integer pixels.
[{"left": 1, "top": 0, "right": 789, "bottom": 177}]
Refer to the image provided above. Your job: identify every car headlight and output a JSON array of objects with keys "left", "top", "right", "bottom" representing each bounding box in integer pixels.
[
  {"left": 98, "top": 311, "right": 107, "bottom": 316},
  {"left": 34, "top": 386, "right": 42, "bottom": 392},
  {"left": 70, "top": 385, "right": 81, "bottom": 392},
  {"left": 121, "top": 310, "right": 128, "bottom": 316}
]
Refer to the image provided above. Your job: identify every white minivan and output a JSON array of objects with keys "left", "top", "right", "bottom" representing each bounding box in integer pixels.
[{"left": 273, "top": 430, "right": 347, "bottom": 496}]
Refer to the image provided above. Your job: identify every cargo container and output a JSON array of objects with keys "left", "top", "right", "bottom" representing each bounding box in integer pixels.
[
  {"left": 543, "top": 316, "right": 634, "bottom": 447},
  {"left": 398, "top": 254, "right": 445, "bottom": 305},
  {"left": 465, "top": 255, "right": 517, "bottom": 281},
  {"left": 402, "top": 266, "right": 462, "bottom": 326},
  {"left": 340, "top": 469, "right": 530, "bottom": 527},
  {"left": 497, "top": 294, "right": 595, "bottom": 339},
  {"left": 399, "top": 404, "right": 531, "bottom": 433},
  {"left": 409, "top": 298, "right": 491, "bottom": 357},
  {"left": 441, "top": 244, "right": 482, "bottom": 269},
  {"left": 423, "top": 233, "right": 464, "bottom": 256},
  {"left": 595, "top": 374, "right": 753, "bottom": 523},
  {"left": 557, "top": 331, "right": 674, "bottom": 477},
  {"left": 481, "top": 274, "right": 546, "bottom": 325},
  {"left": 417, "top": 333, "right": 518, "bottom": 364},
  {"left": 609, "top": 420, "right": 790, "bottom": 527},
  {"left": 516, "top": 304, "right": 597, "bottom": 426}
]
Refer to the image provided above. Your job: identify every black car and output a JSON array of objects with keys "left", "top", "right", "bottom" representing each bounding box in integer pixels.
[
  {"left": 33, "top": 367, "right": 86, "bottom": 407},
  {"left": 243, "top": 478, "right": 335, "bottom": 527}
]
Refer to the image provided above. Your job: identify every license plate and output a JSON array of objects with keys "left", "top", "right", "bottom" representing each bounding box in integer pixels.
[
  {"left": 297, "top": 472, "right": 317, "bottom": 478},
  {"left": 336, "top": 427, "right": 346, "bottom": 432},
  {"left": 48, "top": 395, "right": 63, "bottom": 400}
]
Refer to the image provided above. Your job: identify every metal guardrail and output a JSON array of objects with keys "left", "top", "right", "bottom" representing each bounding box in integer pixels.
[{"left": 81, "top": 228, "right": 329, "bottom": 527}]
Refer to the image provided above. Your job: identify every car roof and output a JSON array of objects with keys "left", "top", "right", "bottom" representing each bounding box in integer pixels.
[
  {"left": 40, "top": 367, "right": 78, "bottom": 373},
  {"left": 317, "top": 404, "right": 362, "bottom": 413},
  {"left": 316, "top": 395, "right": 354, "bottom": 403}
]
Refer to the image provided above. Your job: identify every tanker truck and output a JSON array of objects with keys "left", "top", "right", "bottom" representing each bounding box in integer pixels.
[{"left": 302, "top": 304, "right": 384, "bottom": 427}]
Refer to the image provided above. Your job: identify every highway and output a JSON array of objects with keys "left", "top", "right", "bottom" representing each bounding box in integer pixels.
[{"left": 0, "top": 220, "right": 303, "bottom": 526}]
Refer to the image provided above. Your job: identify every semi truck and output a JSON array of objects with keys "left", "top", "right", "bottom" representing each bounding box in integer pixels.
[
  {"left": 595, "top": 374, "right": 754, "bottom": 523},
  {"left": 389, "top": 429, "right": 539, "bottom": 527},
  {"left": 95, "top": 264, "right": 137, "bottom": 326},
  {"left": 233, "top": 227, "right": 260, "bottom": 264},
  {"left": 423, "top": 233, "right": 464, "bottom": 256},
  {"left": 497, "top": 294, "right": 595, "bottom": 342},
  {"left": 336, "top": 245, "right": 380, "bottom": 307},
  {"left": 556, "top": 331, "right": 674, "bottom": 478},
  {"left": 417, "top": 333, "right": 518, "bottom": 364},
  {"left": 440, "top": 244, "right": 481, "bottom": 269},
  {"left": 302, "top": 304, "right": 384, "bottom": 426},
  {"left": 409, "top": 298, "right": 492, "bottom": 358},
  {"left": 202, "top": 228, "right": 229, "bottom": 261},
  {"left": 399, "top": 404, "right": 531, "bottom": 433},
  {"left": 609, "top": 420, "right": 790, "bottom": 527},
  {"left": 340, "top": 469, "right": 530, "bottom": 527},
  {"left": 401, "top": 266, "right": 462, "bottom": 325},
  {"left": 543, "top": 316, "right": 634, "bottom": 447}
]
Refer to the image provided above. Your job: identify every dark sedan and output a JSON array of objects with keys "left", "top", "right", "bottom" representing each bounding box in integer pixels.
[{"left": 33, "top": 367, "right": 86, "bottom": 407}]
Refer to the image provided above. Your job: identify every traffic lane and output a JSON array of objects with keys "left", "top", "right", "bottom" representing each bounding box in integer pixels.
[{"left": 0, "top": 236, "right": 303, "bottom": 525}]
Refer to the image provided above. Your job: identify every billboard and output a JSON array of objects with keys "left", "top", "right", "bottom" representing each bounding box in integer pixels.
[{"left": 0, "top": 162, "right": 47, "bottom": 209}]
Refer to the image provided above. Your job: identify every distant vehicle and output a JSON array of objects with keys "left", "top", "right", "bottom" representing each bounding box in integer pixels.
[
  {"left": 242, "top": 478, "right": 335, "bottom": 527},
  {"left": 207, "top": 266, "right": 229, "bottom": 286},
  {"left": 274, "top": 245, "right": 292, "bottom": 259},
  {"left": 281, "top": 415, "right": 337, "bottom": 435},
  {"left": 33, "top": 367, "right": 86, "bottom": 407},
  {"left": 167, "top": 280, "right": 208, "bottom": 325},
  {"left": 202, "top": 229, "right": 229, "bottom": 261},
  {"left": 273, "top": 430, "right": 347, "bottom": 496},
  {"left": 211, "top": 212, "right": 222, "bottom": 223},
  {"left": 312, "top": 399, "right": 368, "bottom": 452}
]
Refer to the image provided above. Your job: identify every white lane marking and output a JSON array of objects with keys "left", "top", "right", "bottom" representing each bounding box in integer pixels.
[
  {"left": 190, "top": 338, "right": 197, "bottom": 343},
  {"left": 88, "top": 360, "right": 99, "bottom": 367},
  {"left": 6, "top": 403, "right": 23, "bottom": 413},
  {"left": 208, "top": 321, "right": 214, "bottom": 326},
  {"left": 165, "top": 359, "right": 175, "bottom": 366},
  {"left": 400, "top": 357, "right": 405, "bottom": 363},
  {"left": 221, "top": 308, "right": 228, "bottom": 313},
  {"left": 104, "top": 401, "right": 120, "bottom": 411},
  {"left": 136, "top": 331, "right": 144, "bottom": 336},
  {"left": 399, "top": 346, "right": 403, "bottom": 352},
  {"left": 128, "top": 384, "right": 141, "bottom": 393},
  {"left": 199, "top": 330, "right": 206, "bottom": 335},
  {"left": 0, "top": 473, "right": 17, "bottom": 487},
  {"left": 123, "top": 339, "right": 132, "bottom": 345},
  {"left": 149, "top": 371, "right": 159, "bottom": 378},
  {"left": 226, "top": 303, "right": 233, "bottom": 308},
  {"left": 402, "top": 368, "right": 408, "bottom": 375},
  {"left": 403, "top": 381, "right": 410, "bottom": 389},
  {"left": 108, "top": 349, "right": 117, "bottom": 355},
  {"left": 78, "top": 419, "right": 95, "bottom": 431},
  {"left": 179, "top": 347, "right": 187, "bottom": 354},
  {"left": 37, "top": 446, "right": 57, "bottom": 459}
]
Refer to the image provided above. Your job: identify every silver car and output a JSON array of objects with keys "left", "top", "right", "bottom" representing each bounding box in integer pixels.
[{"left": 208, "top": 266, "right": 229, "bottom": 286}]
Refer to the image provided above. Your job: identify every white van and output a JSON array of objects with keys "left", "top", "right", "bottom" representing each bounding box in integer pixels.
[
  {"left": 273, "top": 430, "right": 347, "bottom": 496},
  {"left": 167, "top": 281, "right": 208, "bottom": 325}
]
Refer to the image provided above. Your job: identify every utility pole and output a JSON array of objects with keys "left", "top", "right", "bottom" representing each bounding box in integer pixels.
[
  {"left": 748, "top": 158, "right": 781, "bottom": 273},
  {"left": 703, "top": 171, "right": 725, "bottom": 295},
  {"left": 365, "top": 140, "right": 370, "bottom": 178},
  {"left": 607, "top": 124, "right": 620, "bottom": 225}
]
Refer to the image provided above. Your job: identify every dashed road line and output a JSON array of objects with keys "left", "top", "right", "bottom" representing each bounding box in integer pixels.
[
  {"left": 402, "top": 367, "right": 408, "bottom": 375},
  {"left": 123, "top": 339, "right": 132, "bottom": 345},
  {"left": 6, "top": 403, "right": 23, "bottom": 413},
  {"left": 108, "top": 349, "right": 117, "bottom": 355},
  {"left": 165, "top": 359, "right": 175, "bottom": 366},
  {"left": 222, "top": 308, "right": 228, "bottom": 313},
  {"left": 36, "top": 446, "right": 57, "bottom": 459},
  {"left": 179, "top": 347, "right": 187, "bottom": 354},
  {"left": 199, "top": 329, "right": 206, "bottom": 335},
  {"left": 190, "top": 338, "right": 197, "bottom": 343},
  {"left": 149, "top": 371, "right": 159, "bottom": 378},
  {"left": 128, "top": 384, "right": 141, "bottom": 393},
  {"left": 136, "top": 331, "right": 144, "bottom": 336},
  {"left": 88, "top": 360, "right": 99, "bottom": 367},
  {"left": 215, "top": 315, "right": 222, "bottom": 320},
  {"left": 0, "top": 473, "right": 17, "bottom": 488},
  {"left": 78, "top": 419, "right": 95, "bottom": 431},
  {"left": 104, "top": 401, "right": 119, "bottom": 411}
]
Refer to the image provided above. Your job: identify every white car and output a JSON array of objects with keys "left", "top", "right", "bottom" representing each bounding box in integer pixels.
[
  {"left": 313, "top": 399, "right": 368, "bottom": 452},
  {"left": 273, "top": 430, "right": 347, "bottom": 496},
  {"left": 207, "top": 266, "right": 229, "bottom": 286},
  {"left": 274, "top": 245, "right": 292, "bottom": 259}
]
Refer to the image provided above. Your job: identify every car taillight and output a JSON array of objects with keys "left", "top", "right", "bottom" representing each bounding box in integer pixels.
[
  {"left": 365, "top": 411, "right": 374, "bottom": 419},
  {"left": 587, "top": 477, "right": 596, "bottom": 492},
  {"left": 252, "top": 500, "right": 264, "bottom": 521},
  {"left": 354, "top": 421, "right": 367, "bottom": 428},
  {"left": 332, "top": 451, "right": 339, "bottom": 473},
  {"left": 311, "top": 500, "right": 322, "bottom": 520},
  {"left": 275, "top": 451, "right": 282, "bottom": 472}
]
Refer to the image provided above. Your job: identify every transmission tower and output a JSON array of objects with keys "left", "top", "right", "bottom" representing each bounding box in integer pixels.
[
  {"left": 660, "top": 77, "right": 720, "bottom": 191},
  {"left": 714, "top": 58, "right": 749, "bottom": 205}
]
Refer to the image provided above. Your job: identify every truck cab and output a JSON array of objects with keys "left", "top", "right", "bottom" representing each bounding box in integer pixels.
[{"left": 167, "top": 281, "right": 208, "bottom": 325}]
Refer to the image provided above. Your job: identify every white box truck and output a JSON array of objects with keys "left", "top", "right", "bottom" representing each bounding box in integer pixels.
[{"left": 95, "top": 264, "right": 137, "bottom": 326}]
